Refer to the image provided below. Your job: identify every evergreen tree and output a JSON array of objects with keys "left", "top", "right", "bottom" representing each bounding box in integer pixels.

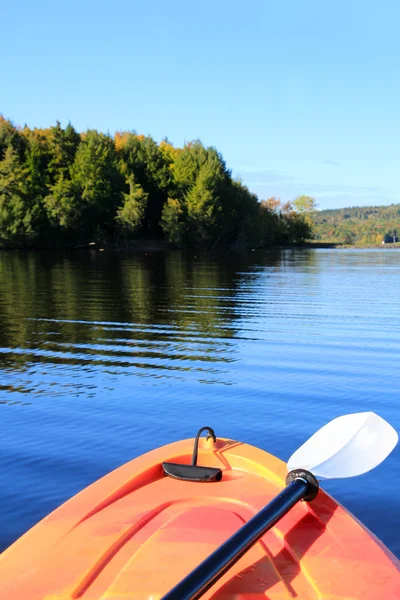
[
  {"left": 164, "top": 141, "right": 232, "bottom": 247},
  {"left": 117, "top": 133, "right": 171, "bottom": 236},
  {"left": 219, "top": 180, "right": 262, "bottom": 247},
  {"left": 160, "top": 197, "right": 186, "bottom": 245},
  {"left": 23, "top": 130, "right": 51, "bottom": 203},
  {"left": 185, "top": 157, "right": 225, "bottom": 246},
  {"left": 0, "top": 147, "right": 36, "bottom": 244},
  {"left": 44, "top": 123, "right": 82, "bottom": 237},
  {"left": 48, "top": 121, "right": 80, "bottom": 182},
  {"left": 70, "top": 130, "right": 123, "bottom": 238},
  {"left": 116, "top": 175, "right": 148, "bottom": 234},
  {"left": 0, "top": 116, "right": 27, "bottom": 161},
  {"left": 0, "top": 117, "right": 318, "bottom": 248},
  {"left": 45, "top": 175, "right": 80, "bottom": 229}
]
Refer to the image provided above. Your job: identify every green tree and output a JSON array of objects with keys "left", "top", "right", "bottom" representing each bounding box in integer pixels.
[
  {"left": 172, "top": 141, "right": 228, "bottom": 195},
  {"left": 0, "top": 116, "right": 323, "bottom": 249},
  {"left": 160, "top": 197, "right": 186, "bottom": 245},
  {"left": 43, "top": 123, "right": 82, "bottom": 237},
  {"left": 185, "top": 155, "right": 226, "bottom": 245},
  {"left": 116, "top": 175, "right": 148, "bottom": 234},
  {"left": 165, "top": 141, "right": 232, "bottom": 247},
  {"left": 0, "top": 116, "right": 27, "bottom": 160},
  {"left": 259, "top": 197, "right": 283, "bottom": 245},
  {"left": 293, "top": 195, "right": 317, "bottom": 213},
  {"left": 0, "top": 146, "right": 36, "bottom": 245},
  {"left": 220, "top": 180, "right": 262, "bottom": 247},
  {"left": 70, "top": 130, "right": 123, "bottom": 238},
  {"left": 44, "top": 175, "right": 80, "bottom": 229},
  {"left": 23, "top": 129, "right": 51, "bottom": 204},
  {"left": 117, "top": 133, "right": 171, "bottom": 236},
  {"left": 293, "top": 195, "right": 317, "bottom": 239},
  {"left": 48, "top": 121, "right": 80, "bottom": 182}
]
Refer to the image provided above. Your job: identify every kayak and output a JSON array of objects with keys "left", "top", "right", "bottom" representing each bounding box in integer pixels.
[{"left": 0, "top": 421, "right": 399, "bottom": 599}]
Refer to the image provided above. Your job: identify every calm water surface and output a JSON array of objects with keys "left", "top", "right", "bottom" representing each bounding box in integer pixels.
[{"left": 0, "top": 249, "right": 399, "bottom": 557}]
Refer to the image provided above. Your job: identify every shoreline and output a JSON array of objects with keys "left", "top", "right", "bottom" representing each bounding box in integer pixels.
[
  {"left": 304, "top": 242, "right": 400, "bottom": 249},
  {"left": 1, "top": 240, "right": 400, "bottom": 252}
]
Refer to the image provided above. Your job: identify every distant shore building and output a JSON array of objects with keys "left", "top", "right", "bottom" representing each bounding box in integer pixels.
[{"left": 382, "top": 232, "right": 399, "bottom": 244}]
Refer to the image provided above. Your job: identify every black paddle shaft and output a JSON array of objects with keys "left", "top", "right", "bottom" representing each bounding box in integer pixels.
[{"left": 161, "top": 478, "right": 309, "bottom": 600}]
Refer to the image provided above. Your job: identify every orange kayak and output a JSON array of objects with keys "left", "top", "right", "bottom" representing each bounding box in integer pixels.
[{"left": 0, "top": 432, "right": 399, "bottom": 599}]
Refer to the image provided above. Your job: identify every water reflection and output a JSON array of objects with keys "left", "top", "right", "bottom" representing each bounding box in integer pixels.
[
  {"left": 1, "top": 249, "right": 400, "bottom": 559},
  {"left": 0, "top": 250, "right": 288, "bottom": 395}
]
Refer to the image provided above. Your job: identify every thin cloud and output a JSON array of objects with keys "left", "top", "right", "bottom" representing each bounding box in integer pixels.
[
  {"left": 322, "top": 159, "right": 339, "bottom": 166},
  {"left": 235, "top": 169, "right": 297, "bottom": 184},
  {"left": 306, "top": 183, "right": 384, "bottom": 194},
  {"left": 316, "top": 194, "right": 399, "bottom": 209}
]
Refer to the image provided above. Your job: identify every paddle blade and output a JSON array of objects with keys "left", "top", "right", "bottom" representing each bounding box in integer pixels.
[{"left": 287, "top": 412, "right": 398, "bottom": 479}]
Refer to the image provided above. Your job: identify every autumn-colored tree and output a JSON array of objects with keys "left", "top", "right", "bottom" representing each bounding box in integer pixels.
[
  {"left": 159, "top": 139, "right": 181, "bottom": 168},
  {"left": 262, "top": 196, "right": 281, "bottom": 213},
  {"left": 258, "top": 198, "right": 314, "bottom": 245},
  {"left": 280, "top": 201, "right": 313, "bottom": 243},
  {"left": 259, "top": 197, "right": 282, "bottom": 245},
  {"left": 312, "top": 204, "right": 400, "bottom": 244},
  {"left": 293, "top": 195, "right": 317, "bottom": 213}
]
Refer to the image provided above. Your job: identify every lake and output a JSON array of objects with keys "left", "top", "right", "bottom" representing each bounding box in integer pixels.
[{"left": 0, "top": 248, "right": 399, "bottom": 558}]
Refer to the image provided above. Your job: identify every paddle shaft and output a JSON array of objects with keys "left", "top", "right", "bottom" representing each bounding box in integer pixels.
[{"left": 161, "top": 478, "right": 308, "bottom": 600}]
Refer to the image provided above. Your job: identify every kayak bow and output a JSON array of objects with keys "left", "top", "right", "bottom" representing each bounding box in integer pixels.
[{"left": 0, "top": 413, "right": 399, "bottom": 599}]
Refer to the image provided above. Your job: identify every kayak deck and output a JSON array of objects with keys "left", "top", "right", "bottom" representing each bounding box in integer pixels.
[{"left": 0, "top": 436, "right": 399, "bottom": 599}]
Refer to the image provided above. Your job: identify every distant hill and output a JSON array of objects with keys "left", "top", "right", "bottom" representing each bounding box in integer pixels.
[{"left": 311, "top": 204, "right": 400, "bottom": 244}]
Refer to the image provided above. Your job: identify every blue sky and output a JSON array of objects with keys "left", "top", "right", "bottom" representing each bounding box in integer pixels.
[{"left": 2, "top": 0, "right": 400, "bottom": 209}]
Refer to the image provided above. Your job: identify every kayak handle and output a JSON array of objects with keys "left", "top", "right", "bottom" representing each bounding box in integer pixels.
[
  {"left": 162, "top": 426, "right": 222, "bottom": 483},
  {"left": 191, "top": 426, "right": 216, "bottom": 466}
]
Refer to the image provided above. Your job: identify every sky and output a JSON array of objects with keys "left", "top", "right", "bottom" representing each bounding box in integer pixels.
[{"left": 2, "top": 0, "right": 400, "bottom": 210}]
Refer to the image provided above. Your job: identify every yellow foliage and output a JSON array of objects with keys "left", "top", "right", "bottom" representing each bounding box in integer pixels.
[
  {"left": 159, "top": 141, "right": 181, "bottom": 170},
  {"left": 114, "top": 131, "right": 131, "bottom": 151}
]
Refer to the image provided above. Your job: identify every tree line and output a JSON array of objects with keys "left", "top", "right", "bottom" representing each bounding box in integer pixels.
[
  {"left": 0, "top": 116, "right": 314, "bottom": 249},
  {"left": 312, "top": 204, "right": 400, "bottom": 245}
]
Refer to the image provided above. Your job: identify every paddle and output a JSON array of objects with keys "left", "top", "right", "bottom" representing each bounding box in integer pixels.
[{"left": 161, "top": 412, "right": 398, "bottom": 600}]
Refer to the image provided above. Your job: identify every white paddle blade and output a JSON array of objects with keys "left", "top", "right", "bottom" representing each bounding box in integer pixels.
[{"left": 287, "top": 412, "right": 398, "bottom": 479}]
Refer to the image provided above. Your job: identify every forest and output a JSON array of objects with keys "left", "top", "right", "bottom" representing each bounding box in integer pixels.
[
  {"left": 0, "top": 116, "right": 313, "bottom": 249},
  {"left": 312, "top": 205, "right": 400, "bottom": 245}
]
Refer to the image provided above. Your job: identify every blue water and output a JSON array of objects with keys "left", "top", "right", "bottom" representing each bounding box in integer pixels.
[{"left": 0, "top": 248, "right": 399, "bottom": 558}]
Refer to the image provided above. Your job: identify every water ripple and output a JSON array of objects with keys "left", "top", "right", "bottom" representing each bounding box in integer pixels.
[{"left": 1, "top": 249, "right": 400, "bottom": 557}]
